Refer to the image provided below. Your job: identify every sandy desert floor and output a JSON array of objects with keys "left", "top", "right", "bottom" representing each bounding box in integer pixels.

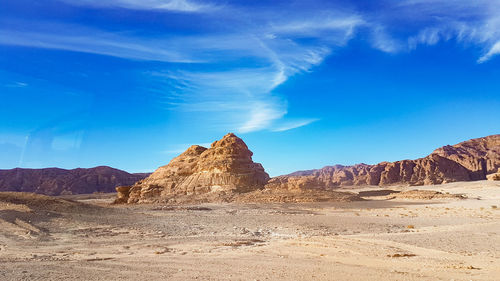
[{"left": 1, "top": 180, "right": 499, "bottom": 280}]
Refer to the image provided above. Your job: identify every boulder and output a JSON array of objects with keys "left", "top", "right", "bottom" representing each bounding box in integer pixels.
[
  {"left": 486, "top": 168, "right": 500, "bottom": 181},
  {"left": 114, "top": 186, "right": 132, "bottom": 204}
]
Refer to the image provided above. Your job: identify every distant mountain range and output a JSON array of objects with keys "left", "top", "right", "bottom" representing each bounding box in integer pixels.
[
  {"left": 0, "top": 166, "right": 149, "bottom": 196},
  {"left": 267, "top": 134, "right": 500, "bottom": 189},
  {"left": 117, "top": 133, "right": 500, "bottom": 204},
  {"left": 1, "top": 134, "right": 499, "bottom": 197}
]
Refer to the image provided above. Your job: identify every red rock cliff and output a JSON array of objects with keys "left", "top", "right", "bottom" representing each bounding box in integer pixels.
[{"left": 266, "top": 134, "right": 500, "bottom": 189}]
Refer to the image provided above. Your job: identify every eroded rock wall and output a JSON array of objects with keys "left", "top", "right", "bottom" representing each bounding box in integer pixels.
[{"left": 267, "top": 134, "right": 499, "bottom": 189}]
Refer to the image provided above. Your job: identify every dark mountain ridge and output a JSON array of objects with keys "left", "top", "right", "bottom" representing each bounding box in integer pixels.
[{"left": 0, "top": 166, "right": 149, "bottom": 195}]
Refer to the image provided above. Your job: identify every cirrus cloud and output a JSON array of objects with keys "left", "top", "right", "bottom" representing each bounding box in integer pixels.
[
  {"left": 59, "top": 0, "right": 217, "bottom": 12},
  {"left": 2, "top": 0, "right": 500, "bottom": 135}
]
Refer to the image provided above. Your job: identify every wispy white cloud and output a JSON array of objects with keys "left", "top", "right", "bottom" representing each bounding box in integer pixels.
[
  {"left": 150, "top": 40, "right": 331, "bottom": 133},
  {"left": 59, "top": 0, "right": 216, "bottom": 12},
  {"left": 269, "top": 15, "right": 364, "bottom": 40},
  {"left": 151, "top": 68, "right": 289, "bottom": 133},
  {"left": 0, "top": 28, "right": 201, "bottom": 63},
  {"left": 408, "top": 28, "right": 447, "bottom": 50},
  {"left": 142, "top": 11, "right": 361, "bottom": 133},
  {"left": 239, "top": 102, "right": 287, "bottom": 133},
  {"left": 369, "top": 25, "right": 404, "bottom": 53},
  {"left": 0, "top": 22, "right": 332, "bottom": 65},
  {"left": 4, "top": 81, "right": 28, "bottom": 88},
  {"left": 0, "top": 5, "right": 367, "bottom": 134},
  {"left": 7, "top": 0, "right": 500, "bottom": 135},
  {"left": 271, "top": 118, "right": 319, "bottom": 132},
  {"left": 478, "top": 41, "right": 500, "bottom": 63},
  {"left": 375, "top": 0, "right": 500, "bottom": 62}
]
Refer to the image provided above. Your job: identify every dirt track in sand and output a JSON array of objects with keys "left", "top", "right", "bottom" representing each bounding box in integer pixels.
[{"left": 1, "top": 181, "right": 500, "bottom": 280}]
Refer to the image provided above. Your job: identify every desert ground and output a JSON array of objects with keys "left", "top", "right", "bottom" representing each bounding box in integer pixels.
[{"left": 1, "top": 181, "right": 499, "bottom": 280}]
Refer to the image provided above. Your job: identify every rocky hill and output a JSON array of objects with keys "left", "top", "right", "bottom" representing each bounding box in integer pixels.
[
  {"left": 0, "top": 166, "right": 148, "bottom": 196},
  {"left": 267, "top": 134, "right": 500, "bottom": 189},
  {"left": 118, "top": 133, "right": 270, "bottom": 203},
  {"left": 432, "top": 135, "right": 500, "bottom": 179},
  {"left": 116, "top": 133, "right": 499, "bottom": 204}
]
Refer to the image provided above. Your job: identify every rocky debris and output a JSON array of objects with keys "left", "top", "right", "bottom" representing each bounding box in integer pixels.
[
  {"left": 119, "top": 188, "right": 362, "bottom": 204},
  {"left": 0, "top": 166, "right": 148, "bottom": 196},
  {"left": 268, "top": 134, "right": 500, "bottom": 189},
  {"left": 123, "top": 133, "right": 270, "bottom": 203},
  {"left": 151, "top": 206, "right": 212, "bottom": 211},
  {"left": 357, "top": 190, "right": 400, "bottom": 197},
  {"left": 386, "top": 190, "right": 466, "bottom": 200},
  {"left": 387, "top": 253, "right": 417, "bottom": 258},
  {"left": 0, "top": 192, "right": 93, "bottom": 213},
  {"left": 234, "top": 188, "right": 362, "bottom": 203},
  {"left": 486, "top": 168, "right": 500, "bottom": 181}
]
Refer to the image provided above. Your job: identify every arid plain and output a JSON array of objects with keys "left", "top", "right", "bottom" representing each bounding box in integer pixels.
[{"left": 1, "top": 180, "right": 499, "bottom": 281}]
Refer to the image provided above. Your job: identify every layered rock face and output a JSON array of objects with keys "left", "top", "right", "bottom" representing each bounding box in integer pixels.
[
  {"left": 0, "top": 166, "right": 148, "bottom": 196},
  {"left": 122, "top": 133, "right": 270, "bottom": 203},
  {"left": 378, "top": 154, "right": 471, "bottom": 185},
  {"left": 432, "top": 135, "right": 500, "bottom": 179},
  {"left": 267, "top": 134, "right": 500, "bottom": 189}
]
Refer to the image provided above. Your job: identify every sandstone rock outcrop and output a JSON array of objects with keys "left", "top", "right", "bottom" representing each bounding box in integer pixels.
[
  {"left": 121, "top": 133, "right": 270, "bottom": 203},
  {"left": 487, "top": 168, "right": 500, "bottom": 181},
  {"left": 114, "top": 186, "right": 132, "bottom": 204},
  {"left": 267, "top": 134, "right": 500, "bottom": 189},
  {"left": 0, "top": 166, "right": 148, "bottom": 196}
]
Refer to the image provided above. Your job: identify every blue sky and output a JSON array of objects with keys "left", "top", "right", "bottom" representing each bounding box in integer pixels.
[{"left": 1, "top": 0, "right": 499, "bottom": 176}]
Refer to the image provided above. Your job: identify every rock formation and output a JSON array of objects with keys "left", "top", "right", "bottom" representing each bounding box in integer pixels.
[
  {"left": 267, "top": 134, "right": 500, "bottom": 189},
  {"left": 432, "top": 135, "right": 500, "bottom": 179},
  {"left": 378, "top": 154, "right": 471, "bottom": 185},
  {"left": 487, "top": 168, "right": 500, "bottom": 181},
  {"left": 120, "top": 133, "right": 270, "bottom": 203},
  {"left": 0, "top": 166, "right": 148, "bottom": 196},
  {"left": 116, "top": 134, "right": 500, "bottom": 204}
]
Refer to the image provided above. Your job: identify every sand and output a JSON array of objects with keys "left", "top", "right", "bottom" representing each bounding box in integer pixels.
[{"left": 1, "top": 180, "right": 499, "bottom": 280}]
